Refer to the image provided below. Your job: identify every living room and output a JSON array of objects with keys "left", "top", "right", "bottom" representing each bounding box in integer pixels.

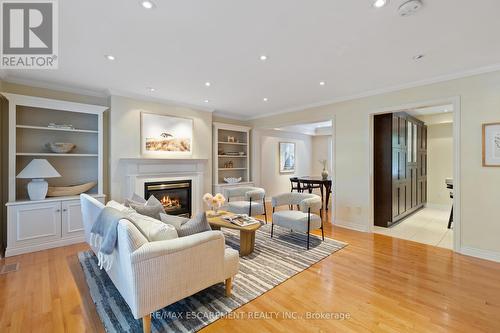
[{"left": 1, "top": 1, "right": 500, "bottom": 332}]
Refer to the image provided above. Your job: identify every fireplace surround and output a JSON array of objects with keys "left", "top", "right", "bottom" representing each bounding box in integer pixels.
[{"left": 144, "top": 180, "right": 192, "bottom": 217}]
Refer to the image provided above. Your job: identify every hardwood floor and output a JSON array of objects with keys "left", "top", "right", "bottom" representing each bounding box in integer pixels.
[{"left": 1, "top": 206, "right": 500, "bottom": 332}]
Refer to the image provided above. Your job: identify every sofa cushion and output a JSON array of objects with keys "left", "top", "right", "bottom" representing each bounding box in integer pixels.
[
  {"left": 161, "top": 212, "right": 211, "bottom": 237},
  {"left": 128, "top": 195, "right": 166, "bottom": 220},
  {"left": 124, "top": 193, "right": 147, "bottom": 206},
  {"left": 127, "top": 212, "right": 178, "bottom": 242},
  {"left": 106, "top": 200, "right": 135, "bottom": 214},
  {"left": 272, "top": 210, "right": 322, "bottom": 233},
  {"left": 226, "top": 201, "right": 264, "bottom": 216},
  {"left": 160, "top": 213, "right": 189, "bottom": 229}
]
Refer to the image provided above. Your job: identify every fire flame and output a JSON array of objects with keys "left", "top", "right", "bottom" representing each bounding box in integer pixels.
[{"left": 161, "top": 195, "right": 181, "bottom": 208}]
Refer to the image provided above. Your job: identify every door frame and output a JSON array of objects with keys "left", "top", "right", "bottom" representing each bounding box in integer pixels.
[{"left": 368, "top": 96, "right": 461, "bottom": 252}]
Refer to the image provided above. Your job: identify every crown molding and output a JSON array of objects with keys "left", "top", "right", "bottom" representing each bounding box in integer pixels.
[
  {"left": 212, "top": 110, "right": 248, "bottom": 120},
  {"left": 107, "top": 88, "right": 215, "bottom": 113},
  {"left": 1, "top": 75, "right": 108, "bottom": 98},
  {"left": 248, "top": 63, "right": 500, "bottom": 121}
]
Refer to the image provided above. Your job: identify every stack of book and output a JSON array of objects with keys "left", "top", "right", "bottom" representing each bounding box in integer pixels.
[{"left": 222, "top": 214, "right": 262, "bottom": 227}]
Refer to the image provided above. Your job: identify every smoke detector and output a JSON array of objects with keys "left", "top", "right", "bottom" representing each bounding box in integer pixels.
[{"left": 398, "top": 0, "right": 423, "bottom": 16}]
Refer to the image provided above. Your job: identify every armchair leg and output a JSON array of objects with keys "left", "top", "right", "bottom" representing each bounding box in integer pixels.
[
  {"left": 306, "top": 208, "right": 311, "bottom": 250},
  {"left": 142, "top": 314, "right": 151, "bottom": 333},
  {"left": 307, "top": 231, "right": 310, "bottom": 250},
  {"left": 263, "top": 198, "right": 268, "bottom": 223},
  {"left": 225, "top": 277, "right": 233, "bottom": 297}
]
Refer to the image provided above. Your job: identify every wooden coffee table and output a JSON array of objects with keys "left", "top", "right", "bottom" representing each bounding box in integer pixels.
[{"left": 206, "top": 211, "right": 262, "bottom": 256}]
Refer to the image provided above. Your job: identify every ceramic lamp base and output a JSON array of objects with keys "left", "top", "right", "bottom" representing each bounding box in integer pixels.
[{"left": 27, "top": 178, "right": 48, "bottom": 201}]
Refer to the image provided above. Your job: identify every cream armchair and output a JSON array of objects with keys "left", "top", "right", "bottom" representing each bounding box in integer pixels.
[
  {"left": 271, "top": 192, "right": 324, "bottom": 249},
  {"left": 225, "top": 186, "right": 268, "bottom": 222},
  {"left": 80, "top": 194, "right": 239, "bottom": 332}
]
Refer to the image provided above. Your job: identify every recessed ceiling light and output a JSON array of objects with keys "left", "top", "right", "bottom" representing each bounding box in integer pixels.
[
  {"left": 263, "top": 97, "right": 268, "bottom": 102},
  {"left": 140, "top": 0, "right": 155, "bottom": 9},
  {"left": 147, "top": 87, "right": 155, "bottom": 92},
  {"left": 205, "top": 82, "right": 211, "bottom": 87},
  {"left": 413, "top": 54, "right": 425, "bottom": 61},
  {"left": 373, "top": 0, "right": 388, "bottom": 8},
  {"left": 104, "top": 54, "right": 115, "bottom": 61},
  {"left": 260, "top": 55, "right": 268, "bottom": 61},
  {"left": 204, "top": 99, "right": 210, "bottom": 103},
  {"left": 319, "top": 81, "right": 326, "bottom": 86}
]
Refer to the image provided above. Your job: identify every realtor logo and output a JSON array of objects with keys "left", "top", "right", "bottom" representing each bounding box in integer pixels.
[{"left": 1, "top": 0, "right": 58, "bottom": 69}]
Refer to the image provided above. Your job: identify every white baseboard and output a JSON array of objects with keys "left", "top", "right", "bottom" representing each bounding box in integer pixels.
[
  {"left": 460, "top": 246, "right": 500, "bottom": 263},
  {"left": 333, "top": 219, "right": 370, "bottom": 233}
]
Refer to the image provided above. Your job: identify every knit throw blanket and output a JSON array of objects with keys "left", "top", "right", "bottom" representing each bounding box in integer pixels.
[{"left": 90, "top": 207, "right": 129, "bottom": 271}]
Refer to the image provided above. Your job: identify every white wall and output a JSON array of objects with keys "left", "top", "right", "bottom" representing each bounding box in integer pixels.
[
  {"left": 109, "top": 95, "right": 213, "bottom": 201},
  {"left": 426, "top": 122, "right": 454, "bottom": 207},
  {"left": 250, "top": 70, "right": 500, "bottom": 259},
  {"left": 311, "top": 135, "right": 332, "bottom": 175},
  {"left": 255, "top": 129, "right": 312, "bottom": 198}
]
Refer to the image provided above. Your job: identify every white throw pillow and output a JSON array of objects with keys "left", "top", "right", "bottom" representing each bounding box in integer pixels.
[
  {"left": 128, "top": 212, "right": 178, "bottom": 241},
  {"left": 160, "top": 213, "right": 189, "bottom": 230},
  {"left": 106, "top": 200, "right": 135, "bottom": 214}
]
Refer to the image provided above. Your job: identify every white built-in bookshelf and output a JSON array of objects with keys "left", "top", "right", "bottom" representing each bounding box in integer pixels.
[
  {"left": 2, "top": 93, "right": 107, "bottom": 256},
  {"left": 212, "top": 122, "right": 252, "bottom": 194}
]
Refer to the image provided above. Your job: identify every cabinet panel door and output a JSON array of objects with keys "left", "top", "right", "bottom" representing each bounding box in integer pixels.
[
  {"left": 62, "top": 200, "right": 85, "bottom": 238},
  {"left": 11, "top": 202, "right": 61, "bottom": 244}
]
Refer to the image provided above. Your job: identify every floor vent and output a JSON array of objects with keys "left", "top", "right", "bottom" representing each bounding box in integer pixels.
[{"left": 0, "top": 263, "right": 19, "bottom": 275}]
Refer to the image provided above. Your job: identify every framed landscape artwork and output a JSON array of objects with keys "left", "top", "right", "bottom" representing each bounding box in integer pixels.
[
  {"left": 279, "top": 142, "right": 296, "bottom": 173},
  {"left": 141, "top": 112, "right": 193, "bottom": 156},
  {"left": 482, "top": 122, "right": 500, "bottom": 167}
]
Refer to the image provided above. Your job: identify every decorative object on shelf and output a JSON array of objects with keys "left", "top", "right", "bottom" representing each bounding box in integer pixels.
[
  {"left": 203, "top": 192, "right": 226, "bottom": 216},
  {"left": 223, "top": 161, "right": 234, "bottom": 169},
  {"left": 141, "top": 112, "right": 193, "bottom": 155},
  {"left": 48, "top": 122, "right": 74, "bottom": 130},
  {"left": 46, "top": 142, "right": 76, "bottom": 153},
  {"left": 319, "top": 159, "right": 329, "bottom": 180},
  {"left": 224, "top": 177, "right": 242, "bottom": 184},
  {"left": 47, "top": 181, "right": 97, "bottom": 197},
  {"left": 16, "top": 159, "right": 61, "bottom": 200},
  {"left": 482, "top": 122, "right": 500, "bottom": 167},
  {"left": 227, "top": 136, "right": 235, "bottom": 143},
  {"left": 279, "top": 142, "right": 296, "bottom": 173}
]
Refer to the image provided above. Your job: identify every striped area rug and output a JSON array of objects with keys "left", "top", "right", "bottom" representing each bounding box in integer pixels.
[{"left": 78, "top": 223, "right": 347, "bottom": 332}]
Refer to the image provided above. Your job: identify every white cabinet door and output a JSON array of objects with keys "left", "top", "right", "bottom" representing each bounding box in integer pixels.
[
  {"left": 10, "top": 201, "right": 62, "bottom": 245},
  {"left": 61, "top": 199, "right": 85, "bottom": 238}
]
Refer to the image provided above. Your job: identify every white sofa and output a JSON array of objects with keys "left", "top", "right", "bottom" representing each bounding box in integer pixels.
[{"left": 80, "top": 194, "right": 239, "bottom": 332}]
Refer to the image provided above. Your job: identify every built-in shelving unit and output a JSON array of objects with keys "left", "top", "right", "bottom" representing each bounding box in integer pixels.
[
  {"left": 4, "top": 93, "right": 106, "bottom": 201},
  {"left": 2, "top": 92, "right": 107, "bottom": 257},
  {"left": 213, "top": 122, "right": 253, "bottom": 194}
]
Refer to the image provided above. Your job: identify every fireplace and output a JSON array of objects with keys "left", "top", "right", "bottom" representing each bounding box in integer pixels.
[{"left": 144, "top": 180, "right": 192, "bottom": 217}]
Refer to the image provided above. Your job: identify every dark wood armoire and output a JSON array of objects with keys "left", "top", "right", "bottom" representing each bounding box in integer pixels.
[{"left": 374, "top": 112, "right": 427, "bottom": 227}]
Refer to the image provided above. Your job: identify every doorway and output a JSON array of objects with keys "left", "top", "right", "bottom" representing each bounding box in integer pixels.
[{"left": 372, "top": 104, "right": 455, "bottom": 249}]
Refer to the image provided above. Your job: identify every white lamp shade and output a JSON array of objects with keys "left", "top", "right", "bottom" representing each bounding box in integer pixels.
[{"left": 16, "top": 159, "right": 61, "bottom": 179}]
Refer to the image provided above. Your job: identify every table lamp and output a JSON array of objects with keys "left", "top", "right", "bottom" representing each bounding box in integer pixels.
[{"left": 16, "top": 159, "right": 61, "bottom": 200}]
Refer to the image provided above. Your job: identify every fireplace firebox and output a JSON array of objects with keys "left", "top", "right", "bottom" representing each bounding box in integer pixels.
[{"left": 144, "top": 180, "right": 192, "bottom": 217}]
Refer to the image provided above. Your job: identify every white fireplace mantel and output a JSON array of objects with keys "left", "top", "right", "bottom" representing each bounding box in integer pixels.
[{"left": 119, "top": 157, "right": 209, "bottom": 215}]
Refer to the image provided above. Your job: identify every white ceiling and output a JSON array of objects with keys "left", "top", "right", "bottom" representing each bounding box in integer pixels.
[
  {"left": 274, "top": 121, "right": 332, "bottom": 136},
  {"left": 2, "top": 0, "right": 500, "bottom": 119}
]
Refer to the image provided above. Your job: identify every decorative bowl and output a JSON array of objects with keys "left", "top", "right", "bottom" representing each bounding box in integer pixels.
[
  {"left": 46, "top": 142, "right": 76, "bottom": 153},
  {"left": 224, "top": 177, "right": 242, "bottom": 184}
]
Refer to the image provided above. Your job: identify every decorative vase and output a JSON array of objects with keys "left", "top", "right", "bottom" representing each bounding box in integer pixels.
[{"left": 321, "top": 168, "right": 329, "bottom": 180}]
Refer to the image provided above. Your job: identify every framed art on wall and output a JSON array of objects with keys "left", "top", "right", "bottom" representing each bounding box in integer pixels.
[
  {"left": 141, "top": 112, "right": 193, "bottom": 156},
  {"left": 482, "top": 122, "right": 500, "bottom": 167},
  {"left": 279, "top": 142, "right": 296, "bottom": 173}
]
